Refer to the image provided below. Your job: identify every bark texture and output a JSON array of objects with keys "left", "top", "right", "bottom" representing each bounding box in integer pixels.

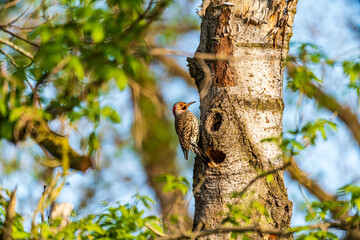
[{"left": 188, "top": 0, "right": 298, "bottom": 239}]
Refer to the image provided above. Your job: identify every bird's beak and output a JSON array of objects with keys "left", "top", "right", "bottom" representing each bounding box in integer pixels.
[{"left": 187, "top": 101, "right": 196, "bottom": 106}]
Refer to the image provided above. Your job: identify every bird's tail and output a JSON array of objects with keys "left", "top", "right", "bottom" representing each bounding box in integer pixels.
[{"left": 191, "top": 144, "right": 219, "bottom": 168}]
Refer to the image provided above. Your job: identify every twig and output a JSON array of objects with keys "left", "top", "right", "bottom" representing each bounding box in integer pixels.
[
  {"left": 313, "top": 85, "right": 360, "bottom": 148},
  {"left": 0, "top": 38, "right": 34, "bottom": 60},
  {"left": 2, "top": 28, "right": 40, "bottom": 47},
  {"left": 153, "top": 54, "right": 195, "bottom": 87},
  {"left": 1, "top": 188, "right": 17, "bottom": 240},
  {"left": 157, "top": 222, "right": 347, "bottom": 240},
  {"left": 0, "top": 0, "right": 21, "bottom": 11},
  {"left": 128, "top": 79, "right": 165, "bottom": 116},
  {"left": 145, "top": 223, "right": 168, "bottom": 237},
  {"left": 123, "top": 0, "right": 155, "bottom": 34},
  {"left": 6, "top": 2, "right": 31, "bottom": 25},
  {"left": 0, "top": 49, "right": 18, "bottom": 67},
  {"left": 6, "top": 13, "right": 59, "bottom": 32},
  {"left": 31, "top": 173, "right": 62, "bottom": 233},
  {"left": 139, "top": 0, "right": 169, "bottom": 32},
  {"left": 7, "top": 24, "right": 37, "bottom": 31},
  {"left": 232, "top": 161, "right": 291, "bottom": 198},
  {"left": 287, "top": 62, "right": 360, "bottom": 148},
  {"left": 287, "top": 157, "right": 337, "bottom": 202},
  {"left": 150, "top": 48, "right": 234, "bottom": 61}
]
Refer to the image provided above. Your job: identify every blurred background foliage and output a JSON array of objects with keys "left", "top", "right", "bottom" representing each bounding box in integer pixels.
[
  {"left": 0, "top": 0, "right": 199, "bottom": 228},
  {"left": 0, "top": 0, "right": 360, "bottom": 239}
]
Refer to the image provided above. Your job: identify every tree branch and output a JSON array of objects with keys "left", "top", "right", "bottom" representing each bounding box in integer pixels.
[
  {"left": 0, "top": 38, "right": 33, "bottom": 60},
  {"left": 31, "top": 123, "right": 93, "bottom": 172},
  {"left": 287, "top": 158, "right": 336, "bottom": 202},
  {"left": 153, "top": 54, "right": 195, "bottom": 87},
  {"left": 314, "top": 86, "right": 360, "bottom": 148},
  {"left": 232, "top": 161, "right": 292, "bottom": 198},
  {"left": 1, "top": 27, "right": 40, "bottom": 47},
  {"left": 287, "top": 62, "right": 360, "bottom": 148},
  {"left": 1, "top": 188, "right": 16, "bottom": 240},
  {"left": 157, "top": 222, "right": 348, "bottom": 240},
  {"left": 123, "top": 0, "right": 155, "bottom": 34},
  {"left": 0, "top": 0, "right": 21, "bottom": 11},
  {"left": 287, "top": 157, "right": 360, "bottom": 238},
  {"left": 5, "top": 2, "right": 31, "bottom": 25},
  {"left": 0, "top": 49, "right": 18, "bottom": 67},
  {"left": 149, "top": 47, "right": 233, "bottom": 61}
]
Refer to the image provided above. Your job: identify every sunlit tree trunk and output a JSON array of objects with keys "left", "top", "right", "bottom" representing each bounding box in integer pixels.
[{"left": 188, "top": 0, "right": 298, "bottom": 238}]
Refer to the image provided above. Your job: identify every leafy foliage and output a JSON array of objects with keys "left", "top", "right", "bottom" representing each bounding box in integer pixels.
[
  {"left": 221, "top": 200, "right": 270, "bottom": 227},
  {"left": 155, "top": 174, "right": 190, "bottom": 196},
  {"left": 343, "top": 60, "right": 360, "bottom": 95},
  {"left": 0, "top": 0, "right": 172, "bottom": 169},
  {"left": 295, "top": 230, "right": 338, "bottom": 240},
  {"left": 1, "top": 188, "right": 161, "bottom": 239},
  {"left": 284, "top": 42, "right": 360, "bottom": 240}
]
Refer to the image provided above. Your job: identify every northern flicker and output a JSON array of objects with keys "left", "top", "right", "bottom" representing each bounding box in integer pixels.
[{"left": 172, "top": 101, "right": 216, "bottom": 166}]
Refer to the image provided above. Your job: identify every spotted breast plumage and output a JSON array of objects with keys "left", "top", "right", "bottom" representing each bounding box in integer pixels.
[
  {"left": 174, "top": 110, "right": 199, "bottom": 160},
  {"left": 172, "top": 101, "right": 214, "bottom": 165}
]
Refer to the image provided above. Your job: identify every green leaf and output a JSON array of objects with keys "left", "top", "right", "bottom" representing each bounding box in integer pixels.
[
  {"left": 155, "top": 174, "right": 190, "bottom": 196},
  {"left": 91, "top": 24, "right": 105, "bottom": 43},
  {"left": 101, "top": 106, "right": 121, "bottom": 123},
  {"left": 0, "top": 121, "right": 13, "bottom": 140},
  {"left": 68, "top": 56, "right": 84, "bottom": 79},
  {"left": 9, "top": 107, "right": 25, "bottom": 122},
  {"left": 115, "top": 70, "right": 128, "bottom": 90}
]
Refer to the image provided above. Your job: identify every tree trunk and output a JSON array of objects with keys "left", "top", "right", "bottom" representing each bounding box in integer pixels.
[{"left": 188, "top": 0, "right": 298, "bottom": 239}]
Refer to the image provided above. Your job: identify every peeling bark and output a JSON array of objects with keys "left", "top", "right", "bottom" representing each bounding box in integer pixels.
[{"left": 188, "top": 0, "right": 298, "bottom": 239}]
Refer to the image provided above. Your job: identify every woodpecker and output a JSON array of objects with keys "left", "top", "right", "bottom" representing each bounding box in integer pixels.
[{"left": 172, "top": 101, "right": 216, "bottom": 166}]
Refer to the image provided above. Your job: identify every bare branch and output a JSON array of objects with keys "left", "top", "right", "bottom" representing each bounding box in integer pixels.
[
  {"left": 0, "top": 38, "right": 34, "bottom": 60},
  {"left": 153, "top": 54, "right": 195, "bottom": 87},
  {"left": 145, "top": 223, "right": 168, "bottom": 237},
  {"left": 1, "top": 188, "right": 17, "bottom": 240},
  {"left": 123, "top": 0, "right": 155, "bottom": 33},
  {"left": 150, "top": 47, "right": 233, "bottom": 61},
  {"left": 31, "top": 123, "right": 93, "bottom": 172},
  {"left": 287, "top": 158, "right": 360, "bottom": 237},
  {"left": 314, "top": 86, "right": 360, "bottom": 148},
  {"left": 0, "top": 49, "right": 18, "bottom": 67},
  {"left": 1, "top": 28, "right": 40, "bottom": 47},
  {"left": 157, "top": 222, "right": 348, "bottom": 240},
  {"left": 6, "top": 2, "right": 31, "bottom": 25},
  {"left": 233, "top": 161, "right": 291, "bottom": 198},
  {"left": 0, "top": 0, "right": 21, "bottom": 11},
  {"left": 287, "top": 158, "right": 336, "bottom": 202}
]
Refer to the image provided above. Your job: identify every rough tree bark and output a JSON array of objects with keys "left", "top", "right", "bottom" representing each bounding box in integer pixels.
[{"left": 187, "top": 0, "right": 298, "bottom": 239}]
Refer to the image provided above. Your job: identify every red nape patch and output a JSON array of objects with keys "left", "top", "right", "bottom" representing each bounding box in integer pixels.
[{"left": 172, "top": 105, "right": 177, "bottom": 116}]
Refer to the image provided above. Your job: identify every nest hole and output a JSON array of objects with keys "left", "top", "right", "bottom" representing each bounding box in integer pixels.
[
  {"left": 210, "top": 113, "right": 223, "bottom": 132},
  {"left": 207, "top": 148, "right": 226, "bottom": 164}
]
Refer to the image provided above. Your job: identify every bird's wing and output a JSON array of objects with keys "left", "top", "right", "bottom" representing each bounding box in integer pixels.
[{"left": 175, "top": 113, "right": 193, "bottom": 160}]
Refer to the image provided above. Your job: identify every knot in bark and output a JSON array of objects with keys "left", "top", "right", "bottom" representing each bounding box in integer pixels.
[{"left": 204, "top": 108, "right": 228, "bottom": 137}]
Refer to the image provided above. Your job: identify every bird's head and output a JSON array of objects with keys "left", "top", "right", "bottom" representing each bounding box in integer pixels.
[{"left": 172, "top": 101, "right": 196, "bottom": 116}]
